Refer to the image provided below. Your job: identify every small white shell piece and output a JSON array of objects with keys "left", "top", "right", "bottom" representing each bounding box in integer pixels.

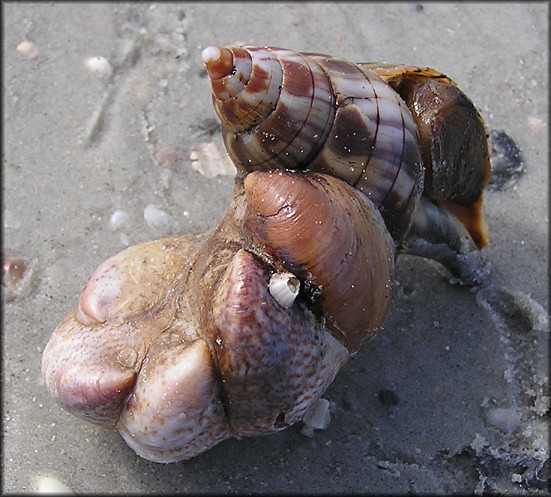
[
  {"left": 143, "top": 204, "right": 170, "bottom": 230},
  {"left": 269, "top": 271, "right": 300, "bottom": 308},
  {"left": 301, "top": 397, "right": 331, "bottom": 437},
  {"left": 16, "top": 39, "right": 39, "bottom": 59},
  {"left": 190, "top": 138, "right": 236, "bottom": 178},
  {"left": 82, "top": 55, "right": 112, "bottom": 78},
  {"left": 36, "top": 475, "right": 74, "bottom": 493}
]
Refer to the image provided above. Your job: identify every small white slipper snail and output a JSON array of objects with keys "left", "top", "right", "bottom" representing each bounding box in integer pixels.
[
  {"left": 269, "top": 272, "right": 300, "bottom": 309},
  {"left": 41, "top": 46, "right": 491, "bottom": 462}
]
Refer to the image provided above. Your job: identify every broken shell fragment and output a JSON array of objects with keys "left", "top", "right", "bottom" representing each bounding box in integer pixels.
[{"left": 301, "top": 397, "right": 331, "bottom": 437}]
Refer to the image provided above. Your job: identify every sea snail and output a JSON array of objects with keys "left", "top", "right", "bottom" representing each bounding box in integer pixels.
[
  {"left": 41, "top": 46, "right": 491, "bottom": 463},
  {"left": 202, "top": 46, "right": 491, "bottom": 282}
]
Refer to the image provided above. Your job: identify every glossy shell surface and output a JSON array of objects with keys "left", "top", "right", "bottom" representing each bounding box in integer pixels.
[
  {"left": 204, "top": 46, "right": 491, "bottom": 254},
  {"left": 204, "top": 46, "right": 425, "bottom": 245}
]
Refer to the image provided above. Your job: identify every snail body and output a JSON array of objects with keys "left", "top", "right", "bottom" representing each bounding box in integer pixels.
[
  {"left": 42, "top": 171, "right": 393, "bottom": 462},
  {"left": 42, "top": 46, "right": 492, "bottom": 462}
]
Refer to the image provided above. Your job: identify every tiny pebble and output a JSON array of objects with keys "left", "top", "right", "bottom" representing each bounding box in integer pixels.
[
  {"left": 16, "top": 39, "right": 39, "bottom": 59},
  {"left": 109, "top": 209, "right": 129, "bottom": 230}
]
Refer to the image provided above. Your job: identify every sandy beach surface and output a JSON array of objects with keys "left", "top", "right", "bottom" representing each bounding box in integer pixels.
[{"left": 3, "top": 3, "right": 549, "bottom": 494}]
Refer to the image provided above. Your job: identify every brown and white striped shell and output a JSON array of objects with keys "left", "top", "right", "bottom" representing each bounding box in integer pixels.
[
  {"left": 202, "top": 46, "right": 491, "bottom": 282},
  {"left": 41, "top": 46, "right": 491, "bottom": 463},
  {"left": 202, "top": 46, "right": 424, "bottom": 245}
]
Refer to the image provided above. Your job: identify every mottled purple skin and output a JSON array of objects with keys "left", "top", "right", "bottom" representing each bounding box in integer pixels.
[
  {"left": 42, "top": 171, "right": 394, "bottom": 462},
  {"left": 41, "top": 237, "right": 204, "bottom": 426},
  {"left": 208, "top": 249, "right": 349, "bottom": 436}
]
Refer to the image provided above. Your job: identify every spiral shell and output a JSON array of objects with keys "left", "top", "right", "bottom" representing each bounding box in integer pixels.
[
  {"left": 202, "top": 46, "right": 424, "bottom": 245},
  {"left": 203, "top": 46, "right": 491, "bottom": 282}
]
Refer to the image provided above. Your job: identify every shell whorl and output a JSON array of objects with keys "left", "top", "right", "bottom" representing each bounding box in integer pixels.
[{"left": 202, "top": 45, "right": 424, "bottom": 244}]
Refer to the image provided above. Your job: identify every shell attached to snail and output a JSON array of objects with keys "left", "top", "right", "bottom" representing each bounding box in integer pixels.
[{"left": 41, "top": 46, "right": 491, "bottom": 463}]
